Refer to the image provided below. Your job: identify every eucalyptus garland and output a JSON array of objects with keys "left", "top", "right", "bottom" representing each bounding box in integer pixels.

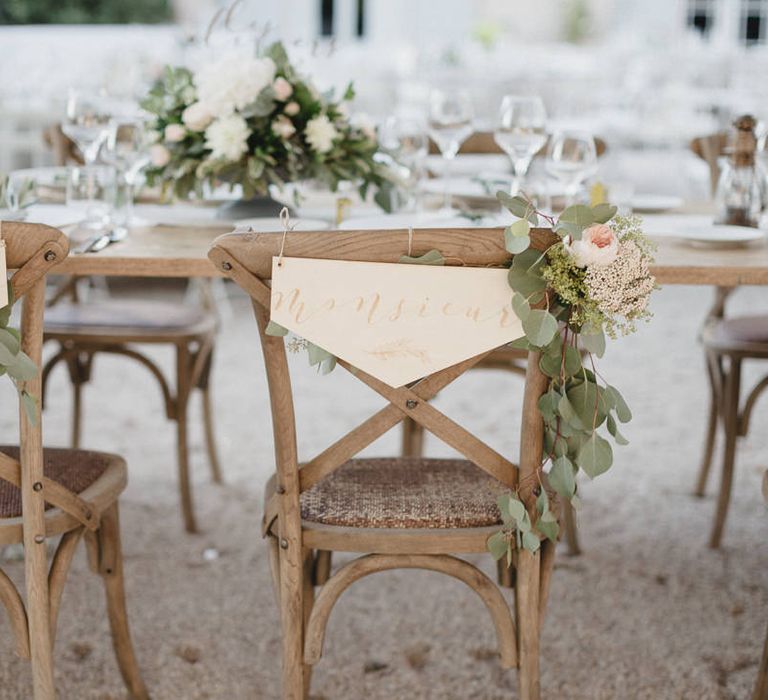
[{"left": 488, "top": 192, "right": 656, "bottom": 563}]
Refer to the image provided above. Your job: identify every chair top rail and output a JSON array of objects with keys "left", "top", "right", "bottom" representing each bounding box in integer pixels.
[{"left": 2, "top": 221, "right": 69, "bottom": 299}]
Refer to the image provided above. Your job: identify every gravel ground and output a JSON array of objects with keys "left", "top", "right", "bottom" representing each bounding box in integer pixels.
[{"left": 0, "top": 281, "right": 766, "bottom": 700}]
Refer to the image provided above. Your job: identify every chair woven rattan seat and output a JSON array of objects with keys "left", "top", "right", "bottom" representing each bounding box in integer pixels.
[
  {"left": 703, "top": 314, "right": 768, "bottom": 354},
  {"left": 0, "top": 446, "right": 116, "bottom": 519},
  {"left": 44, "top": 299, "right": 215, "bottom": 339},
  {"left": 300, "top": 457, "right": 505, "bottom": 529}
]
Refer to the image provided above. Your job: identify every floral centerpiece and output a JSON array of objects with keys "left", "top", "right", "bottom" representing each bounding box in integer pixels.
[
  {"left": 141, "top": 42, "right": 395, "bottom": 209},
  {"left": 487, "top": 193, "right": 656, "bottom": 560}
]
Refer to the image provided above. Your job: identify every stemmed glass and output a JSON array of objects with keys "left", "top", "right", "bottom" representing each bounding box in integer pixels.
[
  {"left": 427, "top": 89, "right": 474, "bottom": 212},
  {"left": 545, "top": 130, "right": 598, "bottom": 206},
  {"left": 494, "top": 95, "right": 547, "bottom": 195},
  {"left": 378, "top": 116, "right": 428, "bottom": 211},
  {"left": 62, "top": 89, "right": 113, "bottom": 164},
  {"left": 103, "top": 117, "right": 151, "bottom": 227}
]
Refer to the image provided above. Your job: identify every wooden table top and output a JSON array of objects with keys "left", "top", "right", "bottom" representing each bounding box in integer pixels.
[{"left": 55, "top": 222, "right": 768, "bottom": 286}]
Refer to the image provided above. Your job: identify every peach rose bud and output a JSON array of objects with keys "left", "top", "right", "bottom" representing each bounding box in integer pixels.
[{"left": 273, "top": 77, "right": 294, "bottom": 101}]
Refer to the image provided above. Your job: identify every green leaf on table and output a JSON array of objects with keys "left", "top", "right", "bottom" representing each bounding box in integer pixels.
[
  {"left": 522, "top": 530, "right": 541, "bottom": 552},
  {"left": 522, "top": 309, "right": 558, "bottom": 347},
  {"left": 399, "top": 249, "right": 445, "bottom": 266},
  {"left": 549, "top": 455, "right": 576, "bottom": 499},
  {"left": 504, "top": 220, "right": 531, "bottom": 254},
  {"left": 576, "top": 432, "right": 613, "bottom": 479},
  {"left": 487, "top": 531, "right": 508, "bottom": 561},
  {"left": 496, "top": 191, "right": 538, "bottom": 224},
  {"left": 579, "top": 326, "right": 606, "bottom": 358},
  {"left": 606, "top": 414, "right": 629, "bottom": 445},
  {"left": 606, "top": 385, "right": 632, "bottom": 423},
  {"left": 591, "top": 203, "right": 617, "bottom": 224},
  {"left": 265, "top": 320, "right": 289, "bottom": 337}
]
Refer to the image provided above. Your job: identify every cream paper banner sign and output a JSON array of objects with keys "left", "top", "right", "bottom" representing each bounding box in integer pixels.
[
  {"left": 270, "top": 256, "right": 525, "bottom": 388},
  {"left": 0, "top": 222, "right": 7, "bottom": 309}
]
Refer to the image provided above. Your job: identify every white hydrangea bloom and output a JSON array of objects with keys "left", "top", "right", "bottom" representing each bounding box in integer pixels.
[
  {"left": 305, "top": 114, "right": 338, "bottom": 154},
  {"left": 194, "top": 53, "right": 276, "bottom": 117},
  {"left": 205, "top": 114, "right": 251, "bottom": 161}
]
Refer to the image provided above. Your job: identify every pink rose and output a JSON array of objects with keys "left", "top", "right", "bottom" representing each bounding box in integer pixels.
[
  {"left": 181, "top": 102, "right": 213, "bottom": 132},
  {"left": 164, "top": 123, "right": 186, "bottom": 142},
  {"left": 273, "top": 77, "right": 293, "bottom": 101},
  {"left": 566, "top": 223, "right": 618, "bottom": 267},
  {"left": 271, "top": 115, "right": 296, "bottom": 139},
  {"left": 149, "top": 144, "right": 171, "bottom": 167},
  {"left": 284, "top": 101, "right": 300, "bottom": 116}
]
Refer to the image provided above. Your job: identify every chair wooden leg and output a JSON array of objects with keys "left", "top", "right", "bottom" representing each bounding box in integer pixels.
[
  {"left": 279, "top": 539, "right": 308, "bottom": 700},
  {"left": 401, "top": 416, "right": 425, "bottom": 458},
  {"left": 695, "top": 352, "right": 720, "bottom": 497},
  {"left": 201, "top": 385, "right": 224, "bottom": 485},
  {"left": 709, "top": 357, "right": 741, "bottom": 549},
  {"left": 313, "top": 550, "right": 332, "bottom": 586},
  {"left": 497, "top": 558, "right": 515, "bottom": 588},
  {"left": 754, "top": 622, "right": 768, "bottom": 700},
  {"left": 96, "top": 504, "right": 149, "bottom": 700},
  {"left": 515, "top": 549, "right": 541, "bottom": 700},
  {"left": 302, "top": 549, "right": 315, "bottom": 698},
  {"left": 561, "top": 499, "right": 581, "bottom": 556},
  {"left": 25, "top": 540, "right": 55, "bottom": 699},
  {"left": 175, "top": 344, "right": 198, "bottom": 534}
]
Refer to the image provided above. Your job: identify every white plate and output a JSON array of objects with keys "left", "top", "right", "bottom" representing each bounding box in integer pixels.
[
  {"left": 421, "top": 177, "right": 499, "bottom": 199},
  {"left": 233, "top": 217, "right": 330, "bottom": 232},
  {"left": 643, "top": 215, "right": 766, "bottom": 244},
  {"left": 14, "top": 204, "right": 84, "bottom": 228},
  {"left": 631, "top": 194, "right": 684, "bottom": 213}
]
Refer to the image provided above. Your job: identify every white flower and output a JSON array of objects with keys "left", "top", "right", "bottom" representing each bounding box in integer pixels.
[
  {"left": 566, "top": 223, "right": 618, "bottom": 268},
  {"left": 305, "top": 114, "right": 338, "bottom": 154},
  {"left": 284, "top": 101, "right": 300, "bottom": 116},
  {"left": 350, "top": 112, "right": 376, "bottom": 141},
  {"left": 182, "top": 102, "right": 213, "bottom": 131},
  {"left": 272, "top": 115, "right": 296, "bottom": 140},
  {"left": 205, "top": 114, "right": 250, "bottom": 162},
  {"left": 336, "top": 101, "right": 350, "bottom": 119},
  {"left": 164, "top": 123, "right": 186, "bottom": 142},
  {"left": 149, "top": 144, "right": 171, "bottom": 167},
  {"left": 273, "top": 77, "right": 293, "bottom": 101},
  {"left": 194, "top": 53, "right": 276, "bottom": 117}
]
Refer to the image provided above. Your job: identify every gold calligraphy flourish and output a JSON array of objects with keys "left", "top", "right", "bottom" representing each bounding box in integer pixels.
[{"left": 365, "top": 339, "right": 431, "bottom": 364}]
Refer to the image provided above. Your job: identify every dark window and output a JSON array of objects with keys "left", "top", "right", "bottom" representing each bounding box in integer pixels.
[
  {"left": 320, "top": 0, "right": 334, "bottom": 37},
  {"left": 690, "top": 10, "right": 712, "bottom": 34},
  {"left": 740, "top": 1, "right": 767, "bottom": 44},
  {"left": 744, "top": 12, "right": 762, "bottom": 42},
  {"left": 356, "top": 0, "right": 366, "bottom": 37},
  {"left": 687, "top": 0, "right": 715, "bottom": 36}
]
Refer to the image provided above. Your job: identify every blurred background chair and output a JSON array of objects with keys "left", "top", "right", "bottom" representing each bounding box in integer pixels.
[
  {"left": 0, "top": 221, "right": 147, "bottom": 699},
  {"left": 697, "top": 289, "right": 768, "bottom": 548},
  {"left": 690, "top": 132, "right": 729, "bottom": 195}
]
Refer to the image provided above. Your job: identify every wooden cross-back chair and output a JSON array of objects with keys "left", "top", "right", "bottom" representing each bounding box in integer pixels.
[
  {"left": 209, "top": 226, "right": 560, "bottom": 700},
  {"left": 0, "top": 222, "right": 147, "bottom": 699}
]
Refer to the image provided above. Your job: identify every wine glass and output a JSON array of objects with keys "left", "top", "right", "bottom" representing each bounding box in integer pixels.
[
  {"left": 379, "top": 116, "right": 428, "bottom": 211},
  {"left": 545, "top": 130, "right": 598, "bottom": 206},
  {"left": 103, "top": 116, "right": 152, "bottom": 227},
  {"left": 427, "top": 89, "right": 474, "bottom": 211},
  {"left": 494, "top": 95, "right": 547, "bottom": 195},
  {"left": 62, "top": 89, "right": 113, "bottom": 164}
]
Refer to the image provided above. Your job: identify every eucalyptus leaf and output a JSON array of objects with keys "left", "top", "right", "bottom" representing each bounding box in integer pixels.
[
  {"left": 536, "top": 489, "right": 549, "bottom": 516},
  {"left": 501, "top": 495, "right": 526, "bottom": 523},
  {"left": 606, "top": 385, "right": 632, "bottom": 423},
  {"left": 558, "top": 204, "right": 594, "bottom": 228},
  {"left": 496, "top": 191, "right": 538, "bottom": 224},
  {"left": 553, "top": 220, "right": 585, "bottom": 240},
  {"left": 579, "top": 326, "right": 606, "bottom": 358},
  {"left": 508, "top": 336, "right": 532, "bottom": 350},
  {"left": 536, "top": 518, "right": 559, "bottom": 543},
  {"left": 511, "top": 293, "right": 531, "bottom": 322},
  {"left": 5, "top": 351, "right": 37, "bottom": 382},
  {"left": 522, "top": 309, "right": 558, "bottom": 347},
  {"left": 399, "top": 249, "right": 445, "bottom": 266},
  {"left": 576, "top": 432, "right": 613, "bottom": 479},
  {"left": 0, "top": 327, "right": 20, "bottom": 356},
  {"left": 606, "top": 414, "right": 629, "bottom": 445},
  {"left": 567, "top": 379, "right": 608, "bottom": 429},
  {"left": 307, "top": 343, "right": 333, "bottom": 367},
  {"left": 522, "top": 531, "right": 541, "bottom": 553},
  {"left": 549, "top": 455, "right": 576, "bottom": 499},
  {"left": 557, "top": 391, "right": 585, "bottom": 431},
  {"left": 487, "top": 531, "right": 508, "bottom": 561},
  {"left": 591, "top": 203, "right": 617, "bottom": 224},
  {"left": 265, "top": 321, "right": 289, "bottom": 337},
  {"left": 504, "top": 232, "right": 530, "bottom": 254}
]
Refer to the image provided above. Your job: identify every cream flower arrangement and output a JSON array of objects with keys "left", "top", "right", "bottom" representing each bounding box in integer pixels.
[
  {"left": 141, "top": 41, "right": 396, "bottom": 206},
  {"left": 487, "top": 193, "right": 657, "bottom": 562}
]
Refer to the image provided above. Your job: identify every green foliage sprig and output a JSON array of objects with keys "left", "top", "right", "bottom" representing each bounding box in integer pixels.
[
  {"left": 490, "top": 193, "right": 656, "bottom": 559},
  {"left": 0, "top": 283, "right": 37, "bottom": 423}
]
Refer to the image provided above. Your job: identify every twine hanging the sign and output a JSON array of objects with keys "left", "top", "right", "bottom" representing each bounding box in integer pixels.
[{"left": 277, "top": 206, "right": 295, "bottom": 268}]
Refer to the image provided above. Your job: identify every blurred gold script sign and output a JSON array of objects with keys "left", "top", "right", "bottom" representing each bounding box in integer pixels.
[{"left": 270, "top": 257, "right": 525, "bottom": 387}]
